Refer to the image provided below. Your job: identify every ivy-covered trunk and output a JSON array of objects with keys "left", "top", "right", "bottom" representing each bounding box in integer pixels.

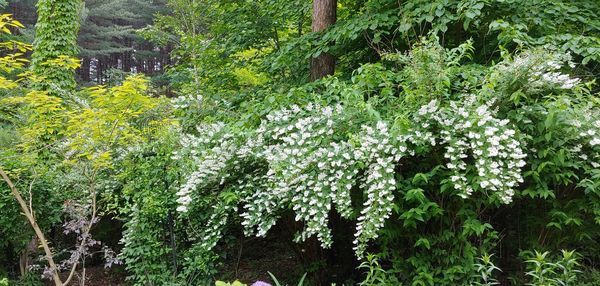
[{"left": 30, "top": 0, "right": 81, "bottom": 94}]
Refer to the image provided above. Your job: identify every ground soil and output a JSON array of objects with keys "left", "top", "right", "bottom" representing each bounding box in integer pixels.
[
  {"left": 43, "top": 265, "right": 127, "bottom": 286},
  {"left": 39, "top": 235, "right": 302, "bottom": 286}
]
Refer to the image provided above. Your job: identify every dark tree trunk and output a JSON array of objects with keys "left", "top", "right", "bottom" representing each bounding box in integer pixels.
[
  {"left": 111, "top": 54, "right": 118, "bottom": 70},
  {"left": 97, "top": 58, "right": 104, "bottom": 84},
  {"left": 123, "top": 51, "right": 130, "bottom": 72},
  {"left": 310, "top": 0, "right": 336, "bottom": 81},
  {"left": 79, "top": 57, "right": 90, "bottom": 82},
  {"left": 123, "top": 39, "right": 133, "bottom": 72},
  {"left": 296, "top": 3, "right": 340, "bottom": 285}
]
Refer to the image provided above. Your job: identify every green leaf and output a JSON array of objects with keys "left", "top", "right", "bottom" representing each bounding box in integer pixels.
[{"left": 414, "top": 237, "right": 431, "bottom": 249}]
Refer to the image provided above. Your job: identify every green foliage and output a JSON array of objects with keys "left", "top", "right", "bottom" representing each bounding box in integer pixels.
[
  {"left": 524, "top": 250, "right": 581, "bottom": 286},
  {"left": 268, "top": 272, "right": 307, "bottom": 286},
  {"left": 578, "top": 269, "right": 600, "bottom": 286},
  {"left": 3, "top": 0, "right": 600, "bottom": 284},
  {"left": 168, "top": 34, "right": 600, "bottom": 285},
  {"left": 472, "top": 254, "right": 501, "bottom": 286},
  {"left": 116, "top": 134, "right": 186, "bottom": 285},
  {"left": 30, "top": 0, "right": 81, "bottom": 93},
  {"left": 358, "top": 254, "right": 400, "bottom": 286},
  {"left": 1, "top": 17, "right": 173, "bottom": 277}
]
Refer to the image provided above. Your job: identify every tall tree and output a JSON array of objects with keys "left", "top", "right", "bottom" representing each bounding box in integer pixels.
[
  {"left": 77, "top": 0, "right": 166, "bottom": 83},
  {"left": 30, "top": 0, "right": 81, "bottom": 93},
  {"left": 310, "top": 0, "right": 336, "bottom": 81}
]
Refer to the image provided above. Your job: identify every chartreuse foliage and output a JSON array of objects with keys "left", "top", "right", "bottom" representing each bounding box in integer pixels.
[
  {"left": 0, "top": 13, "right": 63, "bottom": 283},
  {"left": 0, "top": 14, "right": 30, "bottom": 91},
  {"left": 1, "top": 26, "right": 174, "bottom": 280},
  {"left": 2, "top": 75, "right": 172, "bottom": 168}
]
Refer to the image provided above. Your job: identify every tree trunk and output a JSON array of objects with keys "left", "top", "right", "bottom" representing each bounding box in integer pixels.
[
  {"left": 310, "top": 0, "right": 336, "bottom": 81},
  {"left": 19, "top": 236, "right": 39, "bottom": 276},
  {"left": 292, "top": 3, "right": 339, "bottom": 285},
  {"left": 79, "top": 58, "right": 91, "bottom": 82}
]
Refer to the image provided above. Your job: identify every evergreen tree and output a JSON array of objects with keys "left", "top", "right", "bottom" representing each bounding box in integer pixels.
[{"left": 77, "top": 0, "right": 166, "bottom": 83}]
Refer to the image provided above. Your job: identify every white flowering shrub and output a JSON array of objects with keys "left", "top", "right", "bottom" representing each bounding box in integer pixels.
[
  {"left": 168, "top": 38, "right": 600, "bottom": 284},
  {"left": 413, "top": 97, "right": 526, "bottom": 203},
  {"left": 176, "top": 104, "right": 406, "bottom": 256},
  {"left": 574, "top": 111, "right": 600, "bottom": 169},
  {"left": 494, "top": 50, "right": 580, "bottom": 92},
  {"left": 175, "top": 96, "right": 530, "bottom": 258}
]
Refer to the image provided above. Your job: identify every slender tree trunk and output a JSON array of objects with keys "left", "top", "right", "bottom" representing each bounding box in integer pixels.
[
  {"left": 301, "top": 0, "right": 339, "bottom": 259},
  {"left": 19, "top": 236, "right": 39, "bottom": 276},
  {"left": 79, "top": 58, "right": 91, "bottom": 82},
  {"left": 294, "top": 3, "right": 339, "bottom": 285},
  {"left": 310, "top": 0, "right": 336, "bottom": 81}
]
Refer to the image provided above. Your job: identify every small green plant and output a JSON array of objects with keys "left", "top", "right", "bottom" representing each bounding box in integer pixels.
[
  {"left": 0, "top": 277, "right": 8, "bottom": 286},
  {"left": 268, "top": 272, "right": 307, "bottom": 286},
  {"left": 358, "top": 254, "right": 401, "bottom": 286},
  {"left": 472, "top": 253, "right": 501, "bottom": 286},
  {"left": 524, "top": 250, "right": 581, "bottom": 286}
]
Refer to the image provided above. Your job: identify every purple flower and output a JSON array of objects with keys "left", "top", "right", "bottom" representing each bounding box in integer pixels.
[{"left": 251, "top": 281, "right": 272, "bottom": 286}]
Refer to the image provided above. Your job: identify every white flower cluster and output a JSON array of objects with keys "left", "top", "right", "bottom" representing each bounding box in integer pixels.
[
  {"left": 171, "top": 93, "right": 203, "bottom": 110},
  {"left": 241, "top": 104, "right": 410, "bottom": 255},
  {"left": 353, "top": 121, "right": 405, "bottom": 256},
  {"left": 413, "top": 97, "right": 526, "bottom": 203},
  {"left": 176, "top": 103, "right": 414, "bottom": 256},
  {"left": 194, "top": 203, "right": 235, "bottom": 251},
  {"left": 238, "top": 173, "right": 276, "bottom": 237},
  {"left": 241, "top": 104, "right": 357, "bottom": 248},
  {"left": 495, "top": 51, "right": 580, "bottom": 90},
  {"left": 575, "top": 114, "right": 600, "bottom": 169},
  {"left": 175, "top": 98, "right": 527, "bottom": 257},
  {"left": 580, "top": 121, "right": 600, "bottom": 147},
  {"left": 175, "top": 123, "right": 239, "bottom": 213}
]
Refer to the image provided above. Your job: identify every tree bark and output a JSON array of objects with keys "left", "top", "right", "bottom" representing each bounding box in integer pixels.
[
  {"left": 79, "top": 58, "right": 91, "bottom": 82},
  {"left": 310, "top": 0, "right": 336, "bottom": 81}
]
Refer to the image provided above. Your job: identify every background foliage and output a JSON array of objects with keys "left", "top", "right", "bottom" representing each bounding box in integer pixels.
[{"left": 1, "top": 0, "right": 600, "bottom": 285}]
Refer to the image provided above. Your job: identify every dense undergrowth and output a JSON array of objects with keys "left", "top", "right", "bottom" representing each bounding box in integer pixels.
[{"left": 2, "top": 0, "right": 600, "bottom": 285}]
